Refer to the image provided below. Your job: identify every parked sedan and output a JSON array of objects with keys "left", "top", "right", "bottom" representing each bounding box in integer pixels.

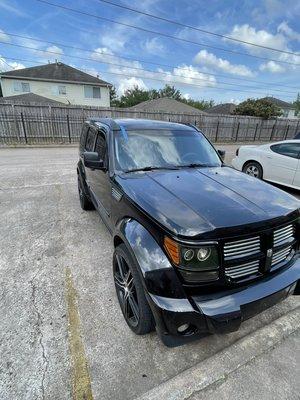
[{"left": 232, "top": 140, "right": 300, "bottom": 190}]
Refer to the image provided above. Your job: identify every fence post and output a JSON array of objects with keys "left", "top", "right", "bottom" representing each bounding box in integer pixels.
[
  {"left": 235, "top": 122, "right": 240, "bottom": 142},
  {"left": 67, "top": 114, "right": 71, "bottom": 143},
  {"left": 20, "top": 112, "right": 27, "bottom": 144},
  {"left": 253, "top": 122, "right": 259, "bottom": 141},
  {"left": 295, "top": 120, "right": 300, "bottom": 137},
  {"left": 270, "top": 120, "right": 277, "bottom": 140},
  {"left": 215, "top": 120, "right": 220, "bottom": 142},
  {"left": 284, "top": 125, "right": 290, "bottom": 140}
]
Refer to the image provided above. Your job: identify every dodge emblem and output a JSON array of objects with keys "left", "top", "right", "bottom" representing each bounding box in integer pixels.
[{"left": 267, "top": 249, "right": 273, "bottom": 258}]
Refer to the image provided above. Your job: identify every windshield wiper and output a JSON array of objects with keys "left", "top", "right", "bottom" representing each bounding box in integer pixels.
[
  {"left": 124, "top": 166, "right": 179, "bottom": 173},
  {"left": 178, "top": 163, "right": 213, "bottom": 168}
]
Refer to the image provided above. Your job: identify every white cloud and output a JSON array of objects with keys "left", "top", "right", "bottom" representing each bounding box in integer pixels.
[
  {"left": 259, "top": 60, "right": 285, "bottom": 73},
  {"left": 144, "top": 37, "right": 164, "bottom": 54},
  {"left": 159, "top": 64, "right": 217, "bottom": 87},
  {"left": 230, "top": 98, "right": 241, "bottom": 105},
  {"left": 194, "top": 50, "right": 254, "bottom": 77},
  {"left": 118, "top": 77, "right": 148, "bottom": 94},
  {"left": 225, "top": 24, "right": 288, "bottom": 55},
  {"left": 45, "top": 45, "right": 64, "bottom": 56},
  {"left": 0, "top": 29, "right": 10, "bottom": 43},
  {"left": 278, "top": 21, "right": 300, "bottom": 42},
  {"left": 91, "top": 47, "right": 217, "bottom": 89},
  {"left": 0, "top": 56, "right": 25, "bottom": 71}
]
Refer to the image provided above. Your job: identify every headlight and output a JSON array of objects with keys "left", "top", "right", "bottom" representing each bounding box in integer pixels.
[
  {"left": 197, "top": 247, "right": 211, "bottom": 261},
  {"left": 164, "top": 237, "right": 219, "bottom": 283}
]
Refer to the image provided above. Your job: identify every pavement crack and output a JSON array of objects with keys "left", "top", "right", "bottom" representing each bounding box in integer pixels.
[{"left": 30, "top": 276, "right": 49, "bottom": 400}]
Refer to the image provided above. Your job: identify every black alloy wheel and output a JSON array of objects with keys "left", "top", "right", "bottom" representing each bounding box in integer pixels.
[{"left": 113, "top": 244, "right": 154, "bottom": 335}]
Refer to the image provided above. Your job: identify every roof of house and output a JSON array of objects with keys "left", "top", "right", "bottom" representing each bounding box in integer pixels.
[
  {"left": 205, "top": 103, "right": 236, "bottom": 115},
  {"left": 129, "top": 97, "right": 207, "bottom": 114},
  {"left": 0, "top": 93, "right": 64, "bottom": 104},
  {"left": 260, "top": 97, "right": 294, "bottom": 109},
  {"left": 0, "top": 62, "right": 112, "bottom": 87}
]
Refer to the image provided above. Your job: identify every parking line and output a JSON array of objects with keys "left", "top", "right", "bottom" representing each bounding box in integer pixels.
[{"left": 65, "top": 267, "right": 94, "bottom": 400}]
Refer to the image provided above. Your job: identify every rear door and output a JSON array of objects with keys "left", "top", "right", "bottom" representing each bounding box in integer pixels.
[
  {"left": 266, "top": 142, "right": 300, "bottom": 186},
  {"left": 88, "top": 129, "right": 111, "bottom": 221}
]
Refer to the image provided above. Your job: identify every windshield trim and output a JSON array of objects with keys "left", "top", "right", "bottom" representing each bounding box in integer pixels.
[{"left": 112, "top": 127, "right": 223, "bottom": 174}]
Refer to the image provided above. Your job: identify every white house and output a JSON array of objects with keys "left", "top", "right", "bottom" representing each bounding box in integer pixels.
[
  {"left": 0, "top": 62, "right": 112, "bottom": 107},
  {"left": 261, "top": 97, "right": 298, "bottom": 119}
]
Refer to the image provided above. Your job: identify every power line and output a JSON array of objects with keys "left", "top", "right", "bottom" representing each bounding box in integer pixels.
[
  {"left": 0, "top": 46, "right": 295, "bottom": 99},
  {"left": 34, "top": 0, "right": 300, "bottom": 67},
  {"left": 40, "top": 24, "right": 299, "bottom": 90},
  {"left": 1, "top": 32, "right": 299, "bottom": 94},
  {"left": 0, "top": 41, "right": 298, "bottom": 96},
  {"left": 96, "top": 0, "right": 299, "bottom": 57}
]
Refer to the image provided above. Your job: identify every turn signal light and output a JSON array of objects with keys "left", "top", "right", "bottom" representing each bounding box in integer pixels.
[{"left": 164, "top": 236, "right": 180, "bottom": 265}]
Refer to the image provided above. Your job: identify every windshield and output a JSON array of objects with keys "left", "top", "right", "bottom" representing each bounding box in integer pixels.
[{"left": 113, "top": 129, "right": 221, "bottom": 172}]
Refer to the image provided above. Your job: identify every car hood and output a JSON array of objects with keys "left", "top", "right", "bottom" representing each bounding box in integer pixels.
[{"left": 116, "top": 166, "right": 300, "bottom": 238}]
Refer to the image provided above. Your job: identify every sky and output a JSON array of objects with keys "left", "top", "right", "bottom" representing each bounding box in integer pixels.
[{"left": 0, "top": 0, "right": 299, "bottom": 104}]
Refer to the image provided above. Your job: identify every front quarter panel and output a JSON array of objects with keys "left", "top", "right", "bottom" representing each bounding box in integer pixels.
[{"left": 115, "top": 219, "right": 186, "bottom": 298}]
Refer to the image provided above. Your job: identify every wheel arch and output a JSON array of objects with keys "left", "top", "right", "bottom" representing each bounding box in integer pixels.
[{"left": 113, "top": 218, "right": 185, "bottom": 298}]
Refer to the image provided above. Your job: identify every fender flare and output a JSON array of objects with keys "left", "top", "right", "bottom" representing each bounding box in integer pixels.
[{"left": 114, "top": 218, "right": 186, "bottom": 298}]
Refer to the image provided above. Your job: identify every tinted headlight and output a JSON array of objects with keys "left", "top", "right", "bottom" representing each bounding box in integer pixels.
[
  {"left": 164, "top": 237, "right": 220, "bottom": 283},
  {"left": 181, "top": 245, "right": 218, "bottom": 270}
]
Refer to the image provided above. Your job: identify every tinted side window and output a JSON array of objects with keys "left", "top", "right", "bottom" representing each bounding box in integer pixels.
[
  {"left": 271, "top": 143, "right": 300, "bottom": 159},
  {"left": 80, "top": 124, "right": 88, "bottom": 152},
  {"left": 95, "top": 131, "right": 107, "bottom": 160},
  {"left": 85, "top": 128, "right": 96, "bottom": 151}
]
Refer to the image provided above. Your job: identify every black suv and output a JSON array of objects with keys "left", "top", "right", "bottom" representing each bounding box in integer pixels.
[{"left": 77, "top": 118, "right": 300, "bottom": 346}]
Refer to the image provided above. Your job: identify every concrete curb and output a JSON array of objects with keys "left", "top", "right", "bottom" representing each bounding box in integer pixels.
[{"left": 136, "top": 306, "right": 300, "bottom": 400}]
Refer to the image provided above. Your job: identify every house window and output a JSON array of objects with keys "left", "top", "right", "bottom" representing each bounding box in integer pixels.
[
  {"left": 52, "top": 85, "right": 67, "bottom": 96},
  {"left": 14, "top": 81, "right": 30, "bottom": 92},
  {"left": 58, "top": 85, "right": 66, "bottom": 95},
  {"left": 84, "top": 86, "right": 101, "bottom": 99}
]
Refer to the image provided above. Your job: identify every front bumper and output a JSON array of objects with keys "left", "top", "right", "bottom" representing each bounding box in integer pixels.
[{"left": 147, "top": 257, "right": 300, "bottom": 347}]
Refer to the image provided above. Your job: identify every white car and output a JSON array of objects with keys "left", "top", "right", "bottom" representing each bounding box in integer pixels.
[{"left": 232, "top": 140, "right": 300, "bottom": 190}]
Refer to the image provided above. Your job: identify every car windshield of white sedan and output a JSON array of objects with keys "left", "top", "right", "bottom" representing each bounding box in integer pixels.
[{"left": 114, "top": 129, "right": 221, "bottom": 172}]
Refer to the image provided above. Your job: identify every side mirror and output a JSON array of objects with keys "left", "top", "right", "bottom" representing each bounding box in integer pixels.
[
  {"left": 83, "top": 151, "right": 104, "bottom": 170},
  {"left": 217, "top": 149, "right": 226, "bottom": 161}
]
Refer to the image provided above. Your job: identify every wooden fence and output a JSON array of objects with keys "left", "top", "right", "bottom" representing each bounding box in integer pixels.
[{"left": 0, "top": 102, "right": 299, "bottom": 144}]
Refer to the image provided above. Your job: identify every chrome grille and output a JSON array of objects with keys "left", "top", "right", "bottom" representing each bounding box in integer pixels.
[
  {"left": 223, "top": 222, "right": 296, "bottom": 281},
  {"left": 223, "top": 236, "right": 261, "bottom": 260},
  {"left": 225, "top": 259, "right": 260, "bottom": 279},
  {"left": 273, "top": 224, "right": 294, "bottom": 247},
  {"left": 272, "top": 246, "right": 292, "bottom": 266}
]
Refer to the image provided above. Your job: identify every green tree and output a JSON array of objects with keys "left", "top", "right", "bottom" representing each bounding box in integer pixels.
[
  {"left": 158, "top": 84, "right": 182, "bottom": 100},
  {"left": 293, "top": 93, "right": 300, "bottom": 116},
  {"left": 234, "top": 98, "right": 282, "bottom": 119},
  {"left": 109, "top": 85, "right": 120, "bottom": 107},
  {"left": 119, "top": 86, "right": 150, "bottom": 107},
  {"left": 181, "top": 98, "right": 215, "bottom": 111}
]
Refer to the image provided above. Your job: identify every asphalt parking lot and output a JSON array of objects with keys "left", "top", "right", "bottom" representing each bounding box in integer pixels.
[{"left": 0, "top": 145, "right": 299, "bottom": 400}]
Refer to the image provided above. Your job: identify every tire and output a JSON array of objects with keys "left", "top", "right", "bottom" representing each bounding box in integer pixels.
[
  {"left": 242, "top": 161, "right": 263, "bottom": 179},
  {"left": 77, "top": 175, "right": 94, "bottom": 210},
  {"left": 113, "top": 243, "right": 155, "bottom": 335}
]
